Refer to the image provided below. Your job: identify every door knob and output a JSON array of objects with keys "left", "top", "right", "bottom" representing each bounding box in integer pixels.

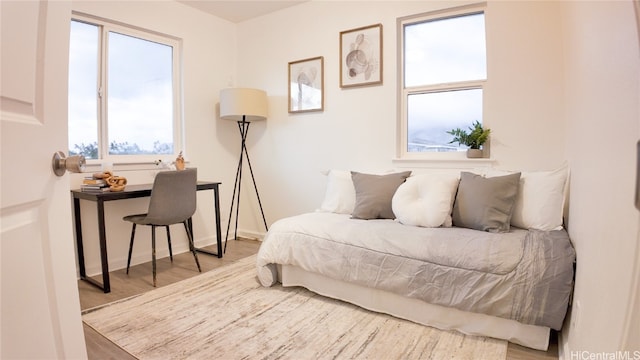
[{"left": 52, "top": 151, "right": 85, "bottom": 176}]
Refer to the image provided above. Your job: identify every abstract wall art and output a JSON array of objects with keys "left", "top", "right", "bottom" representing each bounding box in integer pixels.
[
  {"left": 340, "top": 23, "right": 383, "bottom": 88},
  {"left": 288, "top": 56, "right": 324, "bottom": 113}
]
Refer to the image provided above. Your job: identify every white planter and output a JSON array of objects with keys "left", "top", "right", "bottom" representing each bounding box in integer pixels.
[{"left": 466, "top": 149, "right": 483, "bottom": 158}]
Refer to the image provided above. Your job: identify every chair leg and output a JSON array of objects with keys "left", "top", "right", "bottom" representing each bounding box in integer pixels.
[
  {"left": 187, "top": 217, "right": 194, "bottom": 251},
  {"left": 183, "top": 221, "right": 201, "bottom": 272},
  {"left": 165, "top": 225, "right": 173, "bottom": 262},
  {"left": 152, "top": 225, "right": 157, "bottom": 287},
  {"left": 126, "top": 224, "right": 137, "bottom": 274}
]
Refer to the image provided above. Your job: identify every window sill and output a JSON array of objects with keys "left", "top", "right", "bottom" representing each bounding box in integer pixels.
[
  {"left": 392, "top": 157, "right": 495, "bottom": 169},
  {"left": 82, "top": 159, "right": 188, "bottom": 173}
]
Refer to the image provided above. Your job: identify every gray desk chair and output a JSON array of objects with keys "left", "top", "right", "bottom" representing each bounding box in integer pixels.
[{"left": 124, "top": 168, "right": 201, "bottom": 287}]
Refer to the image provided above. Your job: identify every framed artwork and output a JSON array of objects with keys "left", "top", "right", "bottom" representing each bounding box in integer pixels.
[
  {"left": 340, "top": 23, "right": 383, "bottom": 88},
  {"left": 288, "top": 56, "right": 324, "bottom": 113}
]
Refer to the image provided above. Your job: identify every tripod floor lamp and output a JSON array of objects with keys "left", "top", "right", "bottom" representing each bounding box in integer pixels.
[{"left": 219, "top": 88, "right": 269, "bottom": 253}]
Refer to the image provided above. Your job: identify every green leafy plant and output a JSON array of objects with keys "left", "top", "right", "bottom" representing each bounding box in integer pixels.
[{"left": 446, "top": 120, "right": 491, "bottom": 149}]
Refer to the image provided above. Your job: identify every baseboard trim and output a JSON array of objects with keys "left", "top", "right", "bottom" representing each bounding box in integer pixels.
[
  {"left": 234, "top": 229, "right": 265, "bottom": 241},
  {"left": 81, "top": 235, "right": 223, "bottom": 277},
  {"left": 558, "top": 329, "right": 569, "bottom": 360},
  {"left": 79, "top": 228, "right": 265, "bottom": 278}
]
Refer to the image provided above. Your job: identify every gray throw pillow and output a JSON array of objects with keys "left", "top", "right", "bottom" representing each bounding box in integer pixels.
[
  {"left": 351, "top": 171, "right": 412, "bottom": 220},
  {"left": 452, "top": 171, "right": 521, "bottom": 233}
]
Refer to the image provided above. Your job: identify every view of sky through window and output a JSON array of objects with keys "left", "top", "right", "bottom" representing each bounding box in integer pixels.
[
  {"left": 407, "top": 89, "right": 483, "bottom": 152},
  {"left": 107, "top": 32, "right": 174, "bottom": 155}
]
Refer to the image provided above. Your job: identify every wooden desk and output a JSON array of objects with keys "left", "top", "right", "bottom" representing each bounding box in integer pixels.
[{"left": 72, "top": 181, "right": 222, "bottom": 293}]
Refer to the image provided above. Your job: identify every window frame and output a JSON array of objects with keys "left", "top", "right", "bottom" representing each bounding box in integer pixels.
[
  {"left": 396, "top": 4, "right": 488, "bottom": 161},
  {"left": 70, "top": 13, "right": 184, "bottom": 166}
]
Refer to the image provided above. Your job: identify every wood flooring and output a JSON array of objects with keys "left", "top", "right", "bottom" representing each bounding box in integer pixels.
[{"left": 78, "top": 238, "right": 559, "bottom": 360}]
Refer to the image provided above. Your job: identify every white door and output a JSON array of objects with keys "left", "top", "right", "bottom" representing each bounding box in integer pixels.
[
  {"left": 1, "top": 1, "right": 87, "bottom": 358},
  {"left": 626, "top": 3, "right": 640, "bottom": 350}
]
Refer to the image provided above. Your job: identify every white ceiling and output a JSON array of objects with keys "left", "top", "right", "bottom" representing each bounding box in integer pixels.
[{"left": 176, "top": 0, "right": 308, "bottom": 23}]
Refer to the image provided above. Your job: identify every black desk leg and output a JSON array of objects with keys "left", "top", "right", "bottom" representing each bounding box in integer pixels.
[
  {"left": 73, "top": 198, "right": 86, "bottom": 278},
  {"left": 97, "top": 199, "right": 111, "bottom": 293},
  {"left": 214, "top": 184, "right": 222, "bottom": 257},
  {"left": 194, "top": 185, "right": 223, "bottom": 258},
  {"left": 75, "top": 198, "right": 111, "bottom": 293}
]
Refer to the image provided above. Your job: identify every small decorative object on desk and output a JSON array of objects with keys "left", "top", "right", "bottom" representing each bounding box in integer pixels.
[
  {"left": 106, "top": 175, "right": 127, "bottom": 191},
  {"left": 446, "top": 120, "right": 491, "bottom": 158},
  {"left": 175, "top": 151, "right": 185, "bottom": 170}
]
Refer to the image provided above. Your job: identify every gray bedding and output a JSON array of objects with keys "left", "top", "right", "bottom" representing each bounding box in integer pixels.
[{"left": 256, "top": 212, "right": 575, "bottom": 330}]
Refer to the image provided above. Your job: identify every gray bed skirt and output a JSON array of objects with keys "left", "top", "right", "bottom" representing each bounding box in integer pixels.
[{"left": 280, "top": 264, "right": 551, "bottom": 351}]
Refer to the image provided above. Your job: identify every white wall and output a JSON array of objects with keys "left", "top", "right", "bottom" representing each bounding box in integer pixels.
[
  {"left": 235, "top": 1, "right": 567, "bottom": 232},
  {"left": 71, "top": 0, "right": 239, "bottom": 274},
  {"left": 562, "top": 0, "right": 640, "bottom": 354}
]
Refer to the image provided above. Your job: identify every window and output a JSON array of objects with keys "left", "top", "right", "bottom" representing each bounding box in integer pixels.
[
  {"left": 68, "top": 16, "right": 182, "bottom": 162},
  {"left": 398, "top": 6, "right": 486, "bottom": 157}
]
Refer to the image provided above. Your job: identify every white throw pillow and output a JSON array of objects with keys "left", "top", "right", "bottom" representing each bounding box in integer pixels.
[
  {"left": 318, "top": 170, "right": 356, "bottom": 214},
  {"left": 392, "top": 174, "right": 460, "bottom": 228},
  {"left": 487, "top": 165, "right": 568, "bottom": 231}
]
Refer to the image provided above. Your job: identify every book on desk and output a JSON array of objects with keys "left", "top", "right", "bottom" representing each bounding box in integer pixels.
[{"left": 81, "top": 177, "right": 110, "bottom": 192}]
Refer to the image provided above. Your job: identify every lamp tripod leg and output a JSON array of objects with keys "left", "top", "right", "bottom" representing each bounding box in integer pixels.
[
  {"left": 242, "top": 143, "right": 268, "bottom": 232},
  {"left": 223, "top": 158, "right": 240, "bottom": 254},
  {"left": 224, "top": 121, "right": 246, "bottom": 254}
]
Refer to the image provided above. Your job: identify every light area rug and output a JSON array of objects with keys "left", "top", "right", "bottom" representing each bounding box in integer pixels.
[{"left": 82, "top": 255, "right": 507, "bottom": 360}]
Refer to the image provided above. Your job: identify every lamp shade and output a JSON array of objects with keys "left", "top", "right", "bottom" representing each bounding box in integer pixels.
[{"left": 220, "top": 88, "right": 268, "bottom": 121}]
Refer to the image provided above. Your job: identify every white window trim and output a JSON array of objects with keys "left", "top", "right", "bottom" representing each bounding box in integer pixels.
[
  {"left": 71, "top": 12, "right": 184, "bottom": 167},
  {"left": 396, "top": 3, "right": 488, "bottom": 162}
]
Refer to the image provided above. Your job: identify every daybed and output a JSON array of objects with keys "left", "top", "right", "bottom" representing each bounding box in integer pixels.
[{"left": 256, "top": 167, "right": 575, "bottom": 351}]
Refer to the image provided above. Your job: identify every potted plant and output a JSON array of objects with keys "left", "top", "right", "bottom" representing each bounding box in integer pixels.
[{"left": 446, "top": 120, "right": 491, "bottom": 158}]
